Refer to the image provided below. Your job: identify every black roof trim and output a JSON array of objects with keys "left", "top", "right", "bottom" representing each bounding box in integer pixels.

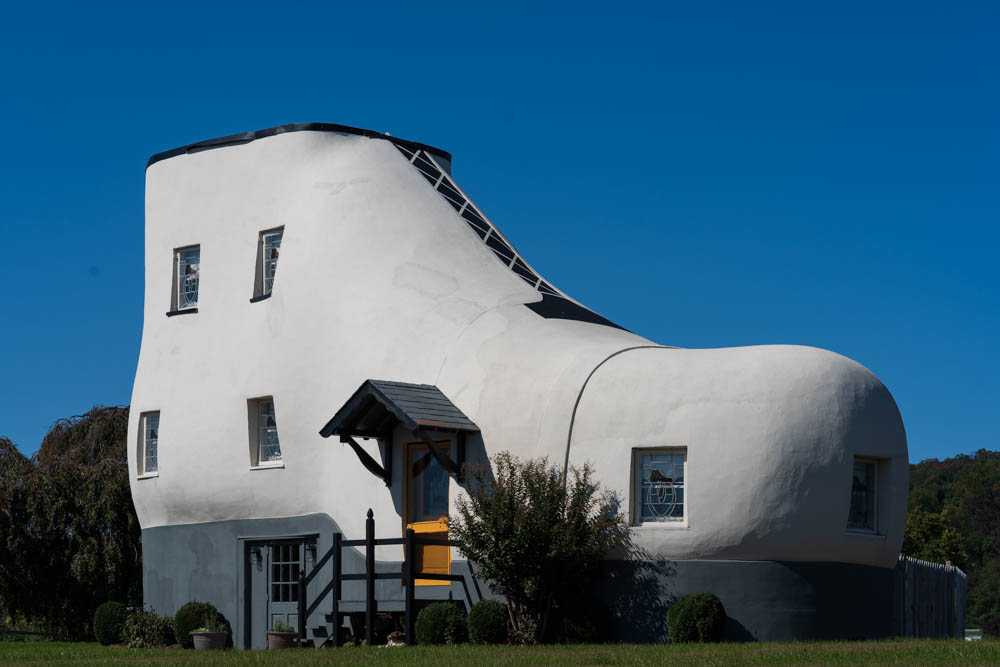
[
  {"left": 146, "top": 122, "right": 452, "bottom": 170},
  {"left": 524, "top": 294, "right": 628, "bottom": 332}
]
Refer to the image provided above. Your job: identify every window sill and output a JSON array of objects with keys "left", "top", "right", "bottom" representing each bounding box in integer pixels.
[
  {"left": 249, "top": 293, "right": 272, "bottom": 303},
  {"left": 633, "top": 520, "right": 689, "bottom": 530},
  {"left": 166, "top": 308, "right": 198, "bottom": 317},
  {"left": 250, "top": 462, "right": 284, "bottom": 471},
  {"left": 137, "top": 472, "right": 159, "bottom": 480}
]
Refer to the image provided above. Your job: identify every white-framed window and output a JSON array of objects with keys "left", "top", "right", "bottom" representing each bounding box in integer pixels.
[
  {"left": 632, "top": 448, "right": 687, "bottom": 525},
  {"left": 847, "top": 457, "right": 879, "bottom": 533},
  {"left": 253, "top": 228, "right": 283, "bottom": 299},
  {"left": 174, "top": 246, "right": 200, "bottom": 309},
  {"left": 248, "top": 397, "right": 282, "bottom": 467},
  {"left": 140, "top": 412, "right": 160, "bottom": 475}
]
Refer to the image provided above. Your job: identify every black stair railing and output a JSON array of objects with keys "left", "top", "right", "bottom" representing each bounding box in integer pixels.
[{"left": 295, "top": 509, "right": 464, "bottom": 648}]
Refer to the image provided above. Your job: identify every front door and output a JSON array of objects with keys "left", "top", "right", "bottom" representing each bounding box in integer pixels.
[
  {"left": 245, "top": 538, "right": 312, "bottom": 648},
  {"left": 407, "top": 441, "right": 451, "bottom": 585}
]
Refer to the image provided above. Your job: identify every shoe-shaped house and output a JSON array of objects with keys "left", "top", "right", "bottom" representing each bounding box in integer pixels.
[{"left": 130, "top": 123, "right": 908, "bottom": 646}]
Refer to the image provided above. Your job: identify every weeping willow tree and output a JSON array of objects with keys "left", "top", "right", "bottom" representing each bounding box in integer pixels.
[{"left": 0, "top": 406, "right": 140, "bottom": 639}]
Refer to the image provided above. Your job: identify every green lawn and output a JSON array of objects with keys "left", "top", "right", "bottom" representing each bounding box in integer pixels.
[{"left": 1, "top": 640, "right": 998, "bottom": 666}]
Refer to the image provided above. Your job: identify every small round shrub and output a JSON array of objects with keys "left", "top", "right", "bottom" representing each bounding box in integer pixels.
[
  {"left": 415, "top": 602, "right": 468, "bottom": 645},
  {"left": 468, "top": 599, "right": 508, "bottom": 644},
  {"left": 983, "top": 616, "right": 1000, "bottom": 638},
  {"left": 666, "top": 592, "right": 726, "bottom": 643},
  {"left": 557, "top": 595, "right": 613, "bottom": 643},
  {"left": 174, "top": 601, "right": 221, "bottom": 648},
  {"left": 93, "top": 601, "right": 127, "bottom": 645},
  {"left": 121, "top": 607, "right": 174, "bottom": 648}
]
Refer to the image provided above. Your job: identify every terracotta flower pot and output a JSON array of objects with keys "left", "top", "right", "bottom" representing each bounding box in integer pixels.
[
  {"left": 266, "top": 631, "right": 298, "bottom": 648},
  {"left": 191, "top": 631, "right": 227, "bottom": 650}
]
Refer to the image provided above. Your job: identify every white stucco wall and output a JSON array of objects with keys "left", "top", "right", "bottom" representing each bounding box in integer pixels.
[{"left": 129, "top": 128, "right": 908, "bottom": 568}]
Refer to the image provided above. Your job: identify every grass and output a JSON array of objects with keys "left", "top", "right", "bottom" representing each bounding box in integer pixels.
[{"left": 0, "top": 640, "right": 998, "bottom": 666}]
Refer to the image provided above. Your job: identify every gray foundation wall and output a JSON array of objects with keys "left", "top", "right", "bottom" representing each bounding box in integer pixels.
[{"left": 143, "top": 514, "right": 895, "bottom": 646}]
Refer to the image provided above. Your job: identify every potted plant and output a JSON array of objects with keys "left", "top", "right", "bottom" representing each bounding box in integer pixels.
[
  {"left": 266, "top": 620, "right": 298, "bottom": 648},
  {"left": 189, "top": 615, "right": 227, "bottom": 650}
]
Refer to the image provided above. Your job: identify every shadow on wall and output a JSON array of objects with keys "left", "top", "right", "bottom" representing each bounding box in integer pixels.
[{"left": 595, "top": 540, "right": 677, "bottom": 643}]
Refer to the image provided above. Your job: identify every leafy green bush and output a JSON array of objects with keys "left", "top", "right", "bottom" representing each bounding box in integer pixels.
[
  {"left": 451, "top": 452, "right": 627, "bottom": 642},
  {"left": 174, "top": 601, "right": 221, "bottom": 648},
  {"left": 415, "top": 603, "right": 468, "bottom": 645},
  {"left": 92, "top": 601, "right": 126, "bottom": 645},
  {"left": 121, "top": 607, "right": 173, "bottom": 648},
  {"left": 556, "top": 594, "right": 613, "bottom": 643},
  {"left": 468, "top": 600, "right": 508, "bottom": 644},
  {"left": 666, "top": 592, "right": 726, "bottom": 643},
  {"left": 983, "top": 616, "right": 1000, "bottom": 638}
]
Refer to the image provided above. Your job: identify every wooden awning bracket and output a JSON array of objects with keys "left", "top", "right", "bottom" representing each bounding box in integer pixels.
[{"left": 341, "top": 435, "right": 391, "bottom": 487}]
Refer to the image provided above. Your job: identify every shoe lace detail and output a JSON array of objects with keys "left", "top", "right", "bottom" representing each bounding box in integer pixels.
[{"left": 393, "top": 143, "right": 561, "bottom": 298}]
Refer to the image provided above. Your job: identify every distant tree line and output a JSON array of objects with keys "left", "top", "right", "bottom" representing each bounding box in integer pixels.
[
  {"left": 0, "top": 406, "right": 141, "bottom": 640},
  {"left": 903, "top": 449, "right": 1000, "bottom": 627}
]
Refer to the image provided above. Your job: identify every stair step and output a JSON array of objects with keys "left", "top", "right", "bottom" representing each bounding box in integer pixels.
[{"left": 326, "top": 600, "right": 407, "bottom": 614}]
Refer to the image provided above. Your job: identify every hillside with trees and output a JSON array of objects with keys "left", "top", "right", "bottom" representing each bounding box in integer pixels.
[{"left": 904, "top": 449, "right": 1000, "bottom": 627}]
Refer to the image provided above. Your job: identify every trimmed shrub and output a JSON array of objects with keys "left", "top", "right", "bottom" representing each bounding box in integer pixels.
[
  {"left": 468, "top": 600, "right": 508, "bottom": 644},
  {"left": 93, "top": 601, "right": 127, "bottom": 645},
  {"left": 556, "top": 594, "right": 613, "bottom": 643},
  {"left": 174, "top": 601, "right": 220, "bottom": 648},
  {"left": 415, "top": 602, "right": 468, "bottom": 645},
  {"left": 121, "top": 607, "right": 174, "bottom": 648},
  {"left": 983, "top": 616, "right": 1000, "bottom": 638},
  {"left": 666, "top": 592, "right": 726, "bottom": 643}
]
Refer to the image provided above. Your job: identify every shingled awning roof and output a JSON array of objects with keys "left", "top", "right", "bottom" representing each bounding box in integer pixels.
[
  {"left": 319, "top": 380, "right": 478, "bottom": 439},
  {"left": 319, "top": 380, "right": 477, "bottom": 486}
]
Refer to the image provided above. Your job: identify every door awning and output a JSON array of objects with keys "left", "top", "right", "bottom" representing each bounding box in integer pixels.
[{"left": 319, "top": 380, "right": 478, "bottom": 486}]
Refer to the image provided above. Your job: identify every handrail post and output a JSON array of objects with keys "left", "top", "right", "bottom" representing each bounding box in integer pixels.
[
  {"left": 297, "top": 569, "right": 306, "bottom": 646},
  {"left": 332, "top": 532, "right": 342, "bottom": 648},
  {"left": 365, "top": 508, "right": 375, "bottom": 646},
  {"left": 405, "top": 528, "right": 416, "bottom": 646}
]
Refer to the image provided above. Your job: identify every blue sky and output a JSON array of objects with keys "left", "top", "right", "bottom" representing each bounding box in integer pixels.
[{"left": 1, "top": 1, "right": 996, "bottom": 462}]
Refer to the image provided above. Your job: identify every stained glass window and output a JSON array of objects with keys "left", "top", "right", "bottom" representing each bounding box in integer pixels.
[
  {"left": 634, "top": 449, "right": 686, "bottom": 524},
  {"left": 258, "top": 400, "right": 281, "bottom": 463},
  {"left": 176, "top": 247, "right": 200, "bottom": 308},
  {"left": 261, "top": 230, "right": 282, "bottom": 296},
  {"left": 143, "top": 412, "right": 159, "bottom": 474},
  {"left": 847, "top": 458, "right": 878, "bottom": 532}
]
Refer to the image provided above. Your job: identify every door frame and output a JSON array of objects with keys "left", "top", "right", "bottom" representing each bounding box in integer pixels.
[
  {"left": 403, "top": 438, "right": 453, "bottom": 585},
  {"left": 240, "top": 533, "right": 317, "bottom": 649}
]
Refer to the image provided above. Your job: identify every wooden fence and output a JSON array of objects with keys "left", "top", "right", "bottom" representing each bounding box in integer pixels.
[{"left": 891, "top": 555, "right": 966, "bottom": 638}]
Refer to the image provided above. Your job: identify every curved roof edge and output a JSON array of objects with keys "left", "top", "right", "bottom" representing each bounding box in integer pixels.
[{"left": 146, "top": 122, "right": 452, "bottom": 169}]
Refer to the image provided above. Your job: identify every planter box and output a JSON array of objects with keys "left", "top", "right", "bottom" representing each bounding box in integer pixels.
[
  {"left": 266, "top": 631, "right": 298, "bottom": 649},
  {"left": 191, "top": 631, "right": 227, "bottom": 650}
]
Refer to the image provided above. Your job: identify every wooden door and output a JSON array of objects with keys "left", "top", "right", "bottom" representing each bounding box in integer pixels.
[{"left": 407, "top": 441, "right": 451, "bottom": 585}]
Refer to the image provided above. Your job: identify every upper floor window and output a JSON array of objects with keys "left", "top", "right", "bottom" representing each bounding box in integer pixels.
[
  {"left": 252, "top": 228, "right": 283, "bottom": 300},
  {"left": 847, "top": 457, "right": 879, "bottom": 533},
  {"left": 173, "top": 246, "right": 200, "bottom": 310},
  {"left": 633, "top": 448, "right": 686, "bottom": 525},
  {"left": 249, "top": 397, "right": 282, "bottom": 467},
  {"left": 140, "top": 411, "right": 159, "bottom": 476}
]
